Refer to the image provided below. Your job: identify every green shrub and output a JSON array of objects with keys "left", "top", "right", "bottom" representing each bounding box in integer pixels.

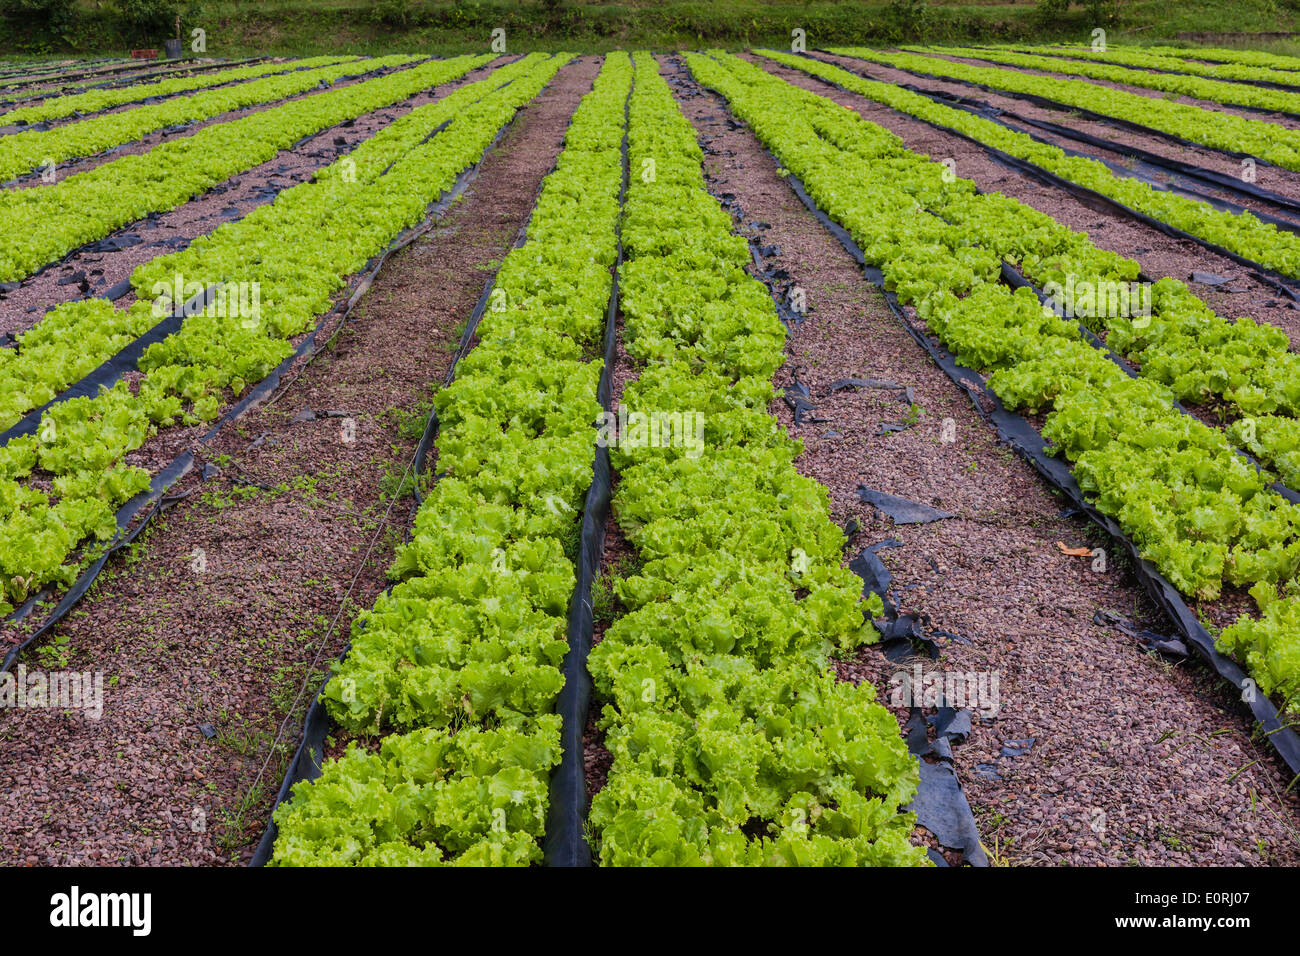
[
  {"left": 0, "top": 0, "right": 77, "bottom": 41},
  {"left": 111, "top": 0, "right": 201, "bottom": 42}
]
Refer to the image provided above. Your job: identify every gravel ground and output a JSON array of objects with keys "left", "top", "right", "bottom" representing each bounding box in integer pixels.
[
  {"left": 667, "top": 54, "right": 1300, "bottom": 867},
  {"left": 0, "top": 56, "right": 598, "bottom": 867},
  {"left": 0, "top": 56, "right": 514, "bottom": 334},
  {"left": 753, "top": 54, "right": 1300, "bottom": 351},
  {"left": 817, "top": 52, "right": 1300, "bottom": 209}
]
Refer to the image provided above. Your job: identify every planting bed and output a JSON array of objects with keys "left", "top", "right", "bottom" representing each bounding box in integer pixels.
[{"left": 4, "top": 40, "right": 1300, "bottom": 872}]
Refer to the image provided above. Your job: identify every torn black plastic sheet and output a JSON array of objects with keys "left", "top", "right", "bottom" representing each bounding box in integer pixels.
[
  {"left": 741, "top": 223, "right": 806, "bottom": 331},
  {"left": 904, "top": 710, "right": 989, "bottom": 867},
  {"left": 789, "top": 52, "right": 1300, "bottom": 299},
  {"left": 783, "top": 374, "right": 828, "bottom": 425},
  {"left": 857, "top": 486, "right": 954, "bottom": 525},
  {"left": 1, "top": 85, "right": 535, "bottom": 678},
  {"left": 829, "top": 377, "right": 916, "bottom": 405},
  {"left": 851, "top": 538, "right": 940, "bottom": 662},
  {"left": 768, "top": 158, "right": 1300, "bottom": 776},
  {"left": 849, "top": 538, "right": 901, "bottom": 614},
  {"left": 1094, "top": 608, "right": 1190, "bottom": 658}
]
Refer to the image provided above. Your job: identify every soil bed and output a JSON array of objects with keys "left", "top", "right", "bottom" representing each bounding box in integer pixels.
[
  {"left": 818, "top": 52, "right": 1300, "bottom": 206},
  {"left": 756, "top": 54, "right": 1300, "bottom": 350},
  {"left": 0, "top": 56, "right": 513, "bottom": 334},
  {"left": 671, "top": 53, "right": 1300, "bottom": 866},
  {"left": 922, "top": 49, "right": 1300, "bottom": 135},
  {"left": 0, "top": 56, "right": 598, "bottom": 867},
  {"left": 0, "top": 56, "right": 437, "bottom": 198}
]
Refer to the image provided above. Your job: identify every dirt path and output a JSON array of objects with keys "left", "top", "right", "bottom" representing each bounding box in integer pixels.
[
  {"left": 668, "top": 54, "right": 1300, "bottom": 867},
  {"left": 0, "top": 55, "right": 600, "bottom": 867}
]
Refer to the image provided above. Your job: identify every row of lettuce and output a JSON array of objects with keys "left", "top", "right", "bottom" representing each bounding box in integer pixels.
[
  {"left": 0, "top": 54, "right": 411, "bottom": 183},
  {"left": 581, "top": 52, "right": 926, "bottom": 867},
  {"left": 831, "top": 47, "right": 1300, "bottom": 172},
  {"left": 1133, "top": 44, "right": 1300, "bottom": 74},
  {"left": 269, "top": 52, "right": 630, "bottom": 867},
  {"left": 770, "top": 52, "right": 1300, "bottom": 281},
  {"left": 0, "top": 60, "right": 174, "bottom": 99},
  {"left": 0, "top": 55, "right": 358, "bottom": 125},
  {"left": 987, "top": 44, "right": 1300, "bottom": 88},
  {"left": 0, "top": 53, "right": 492, "bottom": 283},
  {"left": 0, "top": 59, "right": 251, "bottom": 103},
  {"left": 0, "top": 56, "right": 156, "bottom": 91},
  {"left": 906, "top": 45, "right": 1300, "bottom": 116},
  {"left": 773, "top": 52, "right": 1300, "bottom": 489},
  {"left": 771, "top": 51, "right": 1300, "bottom": 494},
  {"left": 686, "top": 52, "right": 1300, "bottom": 720},
  {"left": 271, "top": 50, "right": 929, "bottom": 868},
  {"left": 0, "top": 53, "right": 499, "bottom": 435},
  {"left": 0, "top": 53, "right": 565, "bottom": 618}
]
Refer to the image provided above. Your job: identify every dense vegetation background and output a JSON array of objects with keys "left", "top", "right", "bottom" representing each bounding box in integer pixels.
[{"left": 0, "top": 0, "right": 1298, "bottom": 60}]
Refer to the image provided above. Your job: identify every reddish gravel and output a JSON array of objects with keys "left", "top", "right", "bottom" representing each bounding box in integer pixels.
[
  {"left": 0, "top": 56, "right": 599, "bottom": 867},
  {"left": 668, "top": 53, "right": 1300, "bottom": 867},
  {"left": 752, "top": 53, "right": 1300, "bottom": 350}
]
